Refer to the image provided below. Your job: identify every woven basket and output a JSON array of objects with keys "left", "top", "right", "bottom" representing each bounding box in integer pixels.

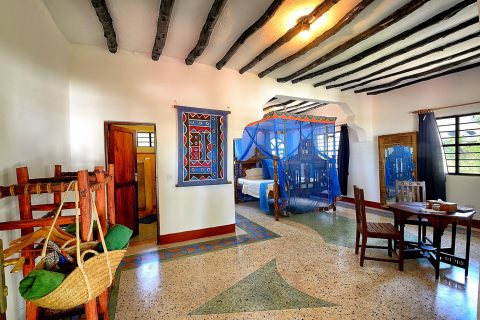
[
  {"left": 31, "top": 243, "right": 125, "bottom": 310},
  {"left": 27, "top": 181, "right": 126, "bottom": 310}
]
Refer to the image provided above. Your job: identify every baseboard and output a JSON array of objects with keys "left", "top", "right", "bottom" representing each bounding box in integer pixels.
[
  {"left": 158, "top": 223, "right": 236, "bottom": 245},
  {"left": 340, "top": 196, "right": 384, "bottom": 210},
  {"left": 339, "top": 197, "right": 480, "bottom": 229}
]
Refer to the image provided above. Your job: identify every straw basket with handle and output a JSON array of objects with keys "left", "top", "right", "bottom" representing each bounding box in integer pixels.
[{"left": 29, "top": 181, "right": 126, "bottom": 310}]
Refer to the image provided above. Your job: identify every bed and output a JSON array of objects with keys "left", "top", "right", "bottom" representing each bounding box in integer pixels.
[{"left": 234, "top": 111, "right": 341, "bottom": 220}]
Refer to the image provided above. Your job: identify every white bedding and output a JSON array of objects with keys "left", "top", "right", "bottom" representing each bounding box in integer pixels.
[{"left": 238, "top": 178, "right": 274, "bottom": 198}]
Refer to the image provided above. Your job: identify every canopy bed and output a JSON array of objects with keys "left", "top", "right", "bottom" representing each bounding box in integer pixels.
[{"left": 234, "top": 111, "right": 341, "bottom": 220}]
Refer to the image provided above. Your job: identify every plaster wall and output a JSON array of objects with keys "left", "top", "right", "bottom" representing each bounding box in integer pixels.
[
  {"left": 0, "top": 1, "right": 70, "bottom": 318},
  {"left": 68, "top": 45, "right": 372, "bottom": 236},
  {"left": 370, "top": 67, "right": 480, "bottom": 210}
]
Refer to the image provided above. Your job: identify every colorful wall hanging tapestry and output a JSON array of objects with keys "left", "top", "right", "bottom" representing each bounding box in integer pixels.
[{"left": 176, "top": 106, "right": 229, "bottom": 187}]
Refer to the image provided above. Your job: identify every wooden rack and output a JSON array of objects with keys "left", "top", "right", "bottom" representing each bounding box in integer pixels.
[{"left": 0, "top": 164, "right": 116, "bottom": 320}]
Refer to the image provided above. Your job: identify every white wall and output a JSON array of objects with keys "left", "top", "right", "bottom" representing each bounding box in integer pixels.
[
  {"left": 370, "top": 67, "right": 480, "bottom": 211},
  {"left": 68, "top": 45, "right": 371, "bottom": 236},
  {"left": 0, "top": 1, "right": 70, "bottom": 319}
]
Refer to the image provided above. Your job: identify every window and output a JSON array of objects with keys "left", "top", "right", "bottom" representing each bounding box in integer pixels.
[
  {"left": 436, "top": 113, "right": 480, "bottom": 175},
  {"left": 137, "top": 132, "right": 155, "bottom": 147},
  {"left": 317, "top": 127, "right": 341, "bottom": 162},
  {"left": 270, "top": 137, "right": 285, "bottom": 158}
]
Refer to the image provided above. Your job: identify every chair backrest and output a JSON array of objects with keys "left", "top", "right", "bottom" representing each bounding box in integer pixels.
[
  {"left": 395, "top": 181, "right": 426, "bottom": 202},
  {"left": 353, "top": 185, "right": 367, "bottom": 233}
]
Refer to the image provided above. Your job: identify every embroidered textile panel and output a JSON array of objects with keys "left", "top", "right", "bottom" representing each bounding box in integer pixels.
[{"left": 176, "top": 106, "right": 229, "bottom": 187}]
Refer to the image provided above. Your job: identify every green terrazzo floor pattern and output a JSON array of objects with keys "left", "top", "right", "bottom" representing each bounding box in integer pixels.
[
  {"left": 190, "top": 259, "right": 336, "bottom": 315},
  {"left": 288, "top": 211, "right": 415, "bottom": 248}
]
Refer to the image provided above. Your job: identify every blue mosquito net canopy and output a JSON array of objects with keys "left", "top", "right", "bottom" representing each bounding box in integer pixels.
[{"left": 235, "top": 111, "right": 341, "bottom": 213}]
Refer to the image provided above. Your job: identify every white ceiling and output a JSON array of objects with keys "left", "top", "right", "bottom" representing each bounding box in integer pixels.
[{"left": 43, "top": 0, "right": 480, "bottom": 96}]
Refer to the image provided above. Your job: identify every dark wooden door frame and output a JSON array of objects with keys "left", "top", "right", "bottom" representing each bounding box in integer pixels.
[{"left": 104, "top": 121, "right": 160, "bottom": 244}]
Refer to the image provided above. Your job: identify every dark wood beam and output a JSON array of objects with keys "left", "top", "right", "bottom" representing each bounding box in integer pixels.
[
  {"left": 315, "top": 13, "right": 479, "bottom": 88},
  {"left": 216, "top": 0, "right": 285, "bottom": 70},
  {"left": 288, "top": 102, "right": 321, "bottom": 113},
  {"left": 91, "top": 0, "right": 117, "bottom": 53},
  {"left": 366, "top": 60, "right": 480, "bottom": 95},
  {"left": 332, "top": 28, "right": 480, "bottom": 90},
  {"left": 285, "top": 102, "right": 320, "bottom": 113},
  {"left": 152, "top": 0, "right": 175, "bottom": 61},
  {"left": 294, "top": 103, "right": 327, "bottom": 114},
  {"left": 263, "top": 99, "right": 296, "bottom": 111},
  {"left": 276, "top": 0, "right": 431, "bottom": 83},
  {"left": 258, "top": 0, "right": 375, "bottom": 78},
  {"left": 339, "top": 32, "right": 480, "bottom": 91},
  {"left": 357, "top": 52, "right": 480, "bottom": 94},
  {"left": 185, "top": 0, "right": 228, "bottom": 65},
  {"left": 282, "top": 101, "right": 313, "bottom": 113},
  {"left": 239, "top": 0, "right": 340, "bottom": 74},
  {"left": 294, "top": 0, "right": 475, "bottom": 84}
]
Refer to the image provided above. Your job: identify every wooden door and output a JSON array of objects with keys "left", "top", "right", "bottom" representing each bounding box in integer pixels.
[{"left": 108, "top": 125, "right": 138, "bottom": 235}]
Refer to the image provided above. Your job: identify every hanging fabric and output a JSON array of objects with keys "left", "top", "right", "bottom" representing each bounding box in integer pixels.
[
  {"left": 337, "top": 124, "right": 350, "bottom": 195},
  {"left": 418, "top": 112, "right": 446, "bottom": 200},
  {"left": 237, "top": 111, "right": 341, "bottom": 213}
]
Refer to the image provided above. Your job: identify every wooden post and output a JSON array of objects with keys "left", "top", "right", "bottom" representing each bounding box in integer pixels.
[
  {"left": 77, "top": 170, "right": 92, "bottom": 242},
  {"left": 98, "top": 289, "right": 109, "bottom": 320},
  {"left": 233, "top": 159, "right": 239, "bottom": 203},
  {"left": 84, "top": 299, "right": 98, "bottom": 320},
  {"left": 273, "top": 157, "right": 279, "bottom": 221},
  {"left": 78, "top": 169, "right": 98, "bottom": 320},
  {"left": 16, "top": 167, "right": 38, "bottom": 320},
  {"left": 54, "top": 165, "right": 62, "bottom": 206},
  {"left": 94, "top": 166, "right": 107, "bottom": 235},
  {"left": 107, "top": 164, "right": 116, "bottom": 225},
  {"left": 95, "top": 166, "right": 110, "bottom": 320}
]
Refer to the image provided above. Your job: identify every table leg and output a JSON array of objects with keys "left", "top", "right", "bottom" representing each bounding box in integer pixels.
[
  {"left": 394, "top": 213, "right": 398, "bottom": 251},
  {"left": 465, "top": 219, "right": 472, "bottom": 277},
  {"left": 433, "top": 224, "right": 441, "bottom": 280},
  {"left": 450, "top": 221, "right": 457, "bottom": 255}
]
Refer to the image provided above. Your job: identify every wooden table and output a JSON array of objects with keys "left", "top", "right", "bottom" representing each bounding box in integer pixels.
[{"left": 389, "top": 202, "right": 476, "bottom": 279}]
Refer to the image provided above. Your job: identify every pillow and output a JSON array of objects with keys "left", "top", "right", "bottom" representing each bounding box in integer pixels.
[
  {"left": 261, "top": 159, "right": 273, "bottom": 179},
  {"left": 19, "top": 270, "right": 66, "bottom": 300},
  {"left": 245, "top": 168, "right": 264, "bottom": 179},
  {"left": 97, "top": 224, "right": 133, "bottom": 252}
]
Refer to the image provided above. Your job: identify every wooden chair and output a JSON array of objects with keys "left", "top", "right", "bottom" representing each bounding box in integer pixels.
[
  {"left": 395, "top": 181, "right": 429, "bottom": 242},
  {"left": 354, "top": 185, "right": 404, "bottom": 271}
]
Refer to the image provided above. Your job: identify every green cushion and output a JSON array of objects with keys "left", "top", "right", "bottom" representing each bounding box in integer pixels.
[
  {"left": 96, "top": 224, "right": 133, "bottom": 252},
  {"left": 19, "top": 270, "right": 66, "bottom": 300}
]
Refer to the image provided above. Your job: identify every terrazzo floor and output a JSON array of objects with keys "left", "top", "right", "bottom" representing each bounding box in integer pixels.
[{"left": 111, "top": 202, "right": 480, "bottom": 320}]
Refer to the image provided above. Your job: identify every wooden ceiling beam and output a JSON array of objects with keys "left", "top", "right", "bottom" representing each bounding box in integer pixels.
[
  {"left": 294, "top": 0, "right": 475, "bottom": 84},
  {"left": 282, "top": 101, "right": 311, "bottom": 112},
  {"left": 258, "top": 0, "right": 375, "bottom": 78},
  {"left": 91, "top": 0, "right": 117, "bottom": 53},
  {"left": 152, "top": 0, "right": 175, "bottom": 61},
  {"left": 314, "top": 6, "right": 478, "bottom": 87},
  {"left": 293, "top": 103, "right": 327, "bottom": 114},
  {"left": 185, "top": 0, "right": 228, "bottom": 65},
  {"left": 276, "top": 0, "right": 431, "bottom": 83},
  {"left": 356, "top": 52, "right": 480, "bottom": 94},
  {"left": 339, "top": 31, "right": 480, "bottom": 91},
  {"left": 367, "top": 60, "right": 480, "bottom": 95},
  {"left": 285, "top": 102, "right": 319, "bottom": 114},
  {"left": 354, "top": 46, "right": 480, "bottom": 92},
  {"left": 263, "top": 99, "right": 296, "bottom": 111},
  {"left": 239, "top": 0, "right": 340, "bottom": 74},
  {"left": 330, "top": 25, "right": 480, "bottom": 90},
  {"left": 216, "top": 0, "right": 285, "bottom": 70}
]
